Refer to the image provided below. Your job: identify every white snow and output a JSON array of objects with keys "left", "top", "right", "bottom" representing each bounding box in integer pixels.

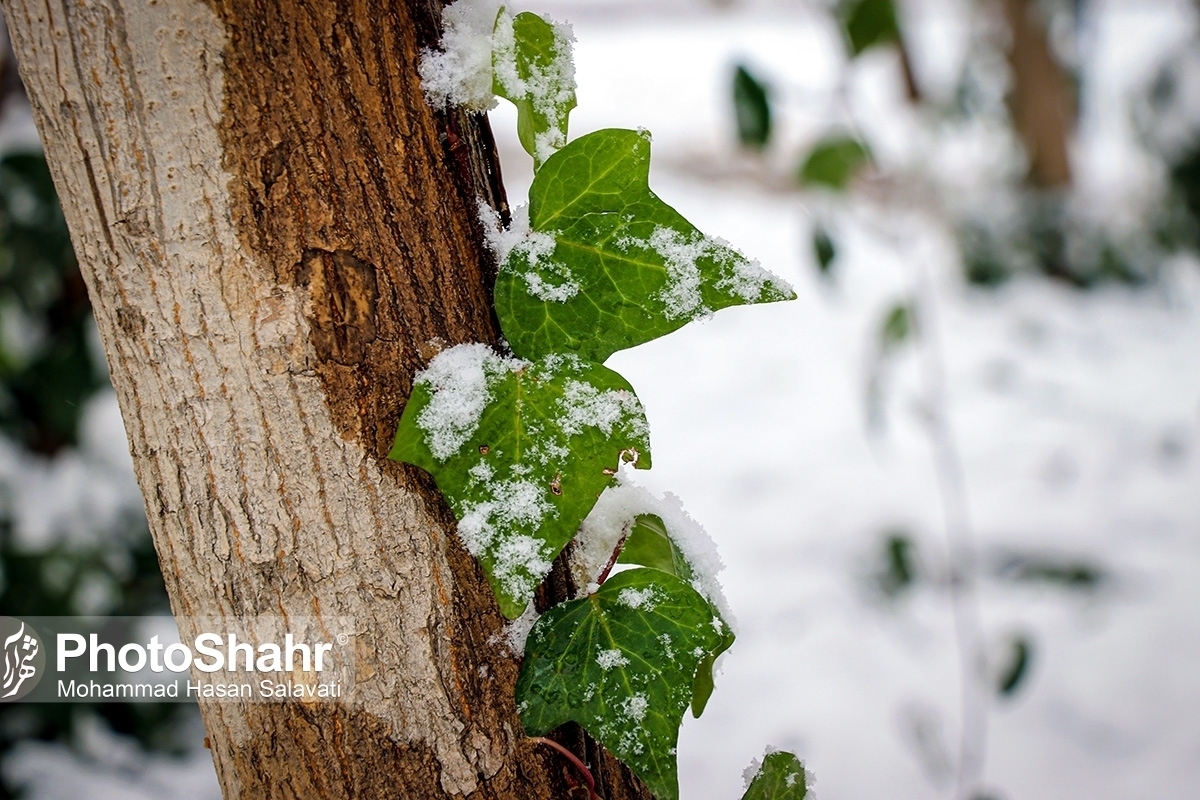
[
  {"left": 712, "top": 239, "right": 794, "bottom": 302},
  {"left": 597, "top": 648, "right": 630, "bottom": 670},
  {"left": 517, "top": 235, "right": 577, "bottom": 300},
  {"left": 413, "top": 343, "right": 522, "bottom": 461},
  {"left": 458, "top": 477, "right": 555, "bottom": 601},
  {"left": 740, "top": 757, "right": 761, "bottom": 790},
  {"left": 555, "top": 380, "right": 648, "bottom": 438},
  {"left": 419, "top": 0, "right": 502, "bottom": 110},
  {"left": 3, "top": 712, "right": 219, "bottom": 800},
  {"left": 478, "top": 200, "right": 577, "bottom": 300},
  {"left": 0, "top": 391, "right": 144, "bottom": 558},
  {"left": 622, "top": 693, "right": 650, "bottom": 722},
  {"left": 572, "top": 476, "right": 734, "bottom": 626},
  {"left": 617, "top": 586, "right": 659, "bottom": 610},
  {"left": 467, "top": 460, "right": 495, "bottom": 484},
  {"left": 618, "top": 225, "right": 792, "bottom": 320},
  {"left": 499, "top": 602, "right": 542, "bottom": 655},
  {"left": 521, "top": 262, "right": 579, "bottom": 302},
  {"left": 478, "top": 199, "right": 531, "bottom": 265},
  {"left": 647, "top": 227, "right": 709, "bottom": 320}
]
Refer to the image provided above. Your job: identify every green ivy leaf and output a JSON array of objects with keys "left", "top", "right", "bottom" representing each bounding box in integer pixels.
[
  {"left": 841, "top": 0, "right": 901, "bottom": 57},
  {"left": 798, "top": 137, "right": 872, "bottom": 191},
  {"left": 742, "top": 751, "right": 810, "bottom": 800},
  {"left": 614, "top": 514, "right": 732, "bottom": 717},
  {"left": 732, "top": 64, "right": 772, "bottom": 151},
  {"left": 495, "top": 128, "right": 795, "bottom": 362},
  {"left": 616, "top": 515, "right": 693, "bottom": 579},
  {"left": 493, "top": 10, "right": 576, "bottom": 169},
  {"left": 688, "top": 624, "right": 734, "bottom": 719},
  {"left": 389, "top": 345, "right": 650, "bottom": 618},
  {"left": 516, "top": 568, "right": 730, "bottom": 800}
]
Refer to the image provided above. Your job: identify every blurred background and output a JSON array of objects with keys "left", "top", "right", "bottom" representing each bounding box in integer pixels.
[{"left": 1, "top": 0, "right": 1198, "bottom": 798}]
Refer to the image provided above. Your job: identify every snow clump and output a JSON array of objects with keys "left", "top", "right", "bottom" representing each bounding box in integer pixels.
[
  {"left": 572, "top": 473, "right": 736, "bottom": 629},
  {"left": 647, "top": 227, "right": 709, "bottom": 320},
  {"left": 617, "top": 586, "right": 659, "bottom": 610},
  {"left": 418, "top": 0, "right": 502, "bottom": 110},
  {"left": 621, "top": 693, "right": 649, "bottom": 723},
  {"left": 414, "top": 343, "right": 523, "bottom": 461},
  {"left": 497, "top": 602, "right": 540, "bottom": 655},
  {"left": 596, "top": 649, "right": 630, "bottom": 670}
]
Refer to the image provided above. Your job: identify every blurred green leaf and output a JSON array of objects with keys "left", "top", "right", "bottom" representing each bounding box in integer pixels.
[
  {"left": 875, "top": 531, "right": 917, "bottom": 598},
  {"left": 993, "top": 551, "right": 1105, "bottom": 592},
  {"left": 798, "top": 137, "right": 871, "bottom": 191},
  {"left": 0, "top": 152, "right": 77, "bottom": 294},
  {"left": 842, "top": 0, "right": 901, "bottom": 57},
  {"left": 0, "top": 152, "right": 104, "bottom": 453},
  {"left": 732, "top": 64, "right": 772, "bottom": 151},
  {"left": 813, "top": 226, "right": 836, "bottom": 275},
  {"left": 997, "top": 634, "right": 1033, "bottom": 698},
  {"left": 880, "top": 302, "right": 915, "bottom": 349}
]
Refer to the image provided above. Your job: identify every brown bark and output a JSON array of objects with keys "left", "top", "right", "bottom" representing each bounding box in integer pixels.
[
  {"left": 0, "top": 0, "right": 651, "bottom": 797},
  {"left": 1001, "top": 0, "right": 1075, "bottom": 187}
]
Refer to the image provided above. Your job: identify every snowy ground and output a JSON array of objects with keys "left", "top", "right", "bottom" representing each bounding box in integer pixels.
[{"left": 7, "top": 1, "right": 1200, "bottom": 799}]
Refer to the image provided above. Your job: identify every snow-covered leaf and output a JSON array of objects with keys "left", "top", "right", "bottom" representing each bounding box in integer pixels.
[
  {"left": 742, "top": 751, "right": 810, "bottom": 799},
  {"left": 493, "top": 10, "right": 576, "bottom": 168},
  {"left": 516, "top": 568, "right": 728, "bottom": 800},
  {"left": 495, "top": 128, "right": 795, "bottom": 362},
  {"left": 389, "top": 345, "right": 651, "bottom": 618}
]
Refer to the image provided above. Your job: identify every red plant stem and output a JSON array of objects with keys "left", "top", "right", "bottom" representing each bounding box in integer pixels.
[
  {"left": 530, "top": 737, "right": 601, "bottom": 800},
  {"left": 594, "top": 527, "right": 629, "bottom": 587}
]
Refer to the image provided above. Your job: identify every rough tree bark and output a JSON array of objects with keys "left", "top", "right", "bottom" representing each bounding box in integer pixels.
[{"left": 1, "top": 1, "right": 651, "bottom": 798}]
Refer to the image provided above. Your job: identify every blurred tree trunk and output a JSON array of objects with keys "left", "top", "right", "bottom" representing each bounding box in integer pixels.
[
  {"left": 1001, "top": 0, "right": 1075, "bottom": 187},
  {"left": 0, "top": 1, "right": 649, "bottom": 798}
]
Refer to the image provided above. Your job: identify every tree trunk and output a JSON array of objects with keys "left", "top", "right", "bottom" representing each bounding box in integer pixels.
[
  {"left": 0, "top": 1, "right": 650, "bottom": 798},
  {"left": 1001, "top": 0, "right": 1074, "bottom": 187}
]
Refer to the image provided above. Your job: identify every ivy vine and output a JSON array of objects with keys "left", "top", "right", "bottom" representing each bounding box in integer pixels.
[{"left": 395, "top": 4, "right": 810, "bottom": 798}]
